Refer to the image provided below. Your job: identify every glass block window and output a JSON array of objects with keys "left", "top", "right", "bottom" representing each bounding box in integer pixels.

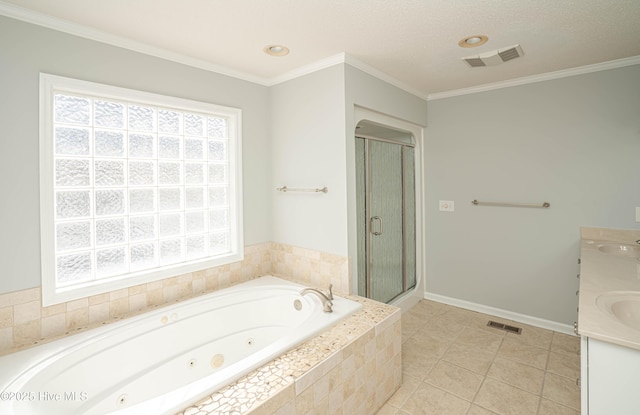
[{"left": 40, "top": 74, "right": 243, "bottom": 305}]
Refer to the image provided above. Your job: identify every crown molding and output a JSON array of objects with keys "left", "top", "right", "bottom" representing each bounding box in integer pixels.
[
  {"left": 0, "top": 1, "right": 270, "bottom": 86},
  {"left": 427, "top": 55, "right": 640, "bottom": 101},
  {"left": 265, "top": 53, "right": 347, "bottom": 86}
]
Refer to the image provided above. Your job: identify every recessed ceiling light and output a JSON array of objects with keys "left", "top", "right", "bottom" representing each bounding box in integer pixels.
[
  {"left": 264, "top": 45, "right": 290, "bottom": 56},
  {"left": 458, "top": 35, "right": 489, "bottom": 48}
]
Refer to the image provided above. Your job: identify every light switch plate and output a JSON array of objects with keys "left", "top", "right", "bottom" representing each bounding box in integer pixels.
[
  {"left": 439, "top": 200, "right": 454, "bottom": 212},
  {"left": 636, "top": 207, "right": 640, "bottom": 222}
]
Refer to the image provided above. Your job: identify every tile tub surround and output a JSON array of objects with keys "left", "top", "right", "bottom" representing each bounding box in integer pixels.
[
  {"left": 578, "top": 227, "right": 640, "bottom": 350},
  {"left": 379, "top": 299, "right": 581, "bottom": 415},
  {"left": 176, "top": 297, "right": 401, "bottom": 415},
  {"left": 0, "top": 242, "right": 350, "bottom": 354}
]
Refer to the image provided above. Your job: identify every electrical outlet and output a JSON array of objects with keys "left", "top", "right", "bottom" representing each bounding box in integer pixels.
[{"left": 439, "top": 200, "right": 454, "bottom": 212}]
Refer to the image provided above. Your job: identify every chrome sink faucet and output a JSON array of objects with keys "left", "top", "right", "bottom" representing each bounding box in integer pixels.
[{"left": 300, "top": 284, "right": 334, "bottom": 312}]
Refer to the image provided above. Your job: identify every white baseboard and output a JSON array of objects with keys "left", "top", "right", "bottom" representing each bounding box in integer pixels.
[{"left": 423, "top": 292, "right": 575, "bottom": 336}]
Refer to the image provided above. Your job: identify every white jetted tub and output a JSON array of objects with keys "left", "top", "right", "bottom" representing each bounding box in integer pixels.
[{"left": 0, "top": 276, "right": 362, "bottom": 415}]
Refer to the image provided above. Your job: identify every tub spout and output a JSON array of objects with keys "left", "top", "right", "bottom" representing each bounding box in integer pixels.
[{"left": 300, "top": 287, "right": 333, "bottom": 312}]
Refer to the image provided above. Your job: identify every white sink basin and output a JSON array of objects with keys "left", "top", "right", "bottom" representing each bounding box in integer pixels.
[
  {"left": 597, "top": 292, "right": 640, "bottom": 331},
  {"left": 597, "top": 243, "right": 640, "bottom": 259}
]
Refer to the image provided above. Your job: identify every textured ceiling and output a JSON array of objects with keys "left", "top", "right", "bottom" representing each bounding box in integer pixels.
[{"left": 2, "top": 0, "right": 640, "bottom": 98}]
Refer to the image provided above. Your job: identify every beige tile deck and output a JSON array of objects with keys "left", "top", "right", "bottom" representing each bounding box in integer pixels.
[{"left": 378, "top": 299, "right": 580, "bottom": 415}]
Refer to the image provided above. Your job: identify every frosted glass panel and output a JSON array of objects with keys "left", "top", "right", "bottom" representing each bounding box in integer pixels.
[
  {"left": 158, "top": 110, "right": 181, "bottom": 134},
  {"left": 159, "top": 162, "right": 182, "bottom": 185},
  {"left": 95, "top": 218, "right": 126, "bottom": 246},
  {"left": 208, "top": 117, "right": 227, "bottom": 138},
  {"left": 185, "top": 187, "right": 204, "bottom": 209},
  {"left": 95, "top": 189, "right": 125, "bottom": 216},
  {"left": 128, "top": 133, "right": 155, "bottom": 158},
  {"left": 96, "top": 247, "right": 127, "bottom": 278},
  {"left": 55, "top": 95, "right": 90, "bottom": 125},
  {"left": 129, "top": 189, "right": 155, "bottom": 213},
  {"left": 56, "top": 221, "right": 91, "bottom": 251},
  {"left": 56, "top": 191, "right": 90, "bottom": 218},
  {"left": 55, "top": 127, "right": 90, "bottom": 156},
  {"left": 208, "top": 163, "right": 227, "bottom": 184},
  {"left": 209, "top": 209, "right": 228, "bottom": 230},
  {"left": 94, "top": 130, "right": 125, "bottom": 157},
  {"left": 56, "top": 252, "right": 92, "bottom": 283},
  {"left": 128, "top": 105, "right": 155, "bottom": 131},
  {"left": 184, "top": 113, "right": 205, "bottom": 137},
  {"left": 130, "top": 215, "right": 156, "bottom": 241},
  {"left": 185, "top": 163, "right": 205, "bottom": 184},
  {"left": 94, "top": 100, "right": 125, "bottom": 129},
  {"left": 369, "top": 141, "right": 404, "bottom": 303},
  {"left": 185, "top": 138, "right": 205, "bottom": 160},
  {"left": 94, "top": 160, "right": 124, "bottom": 186},
  {"left": 208, "top": 187, "right": 227, "bottom": 207},
  {"left": 129, "top": 161, "right": 156, "bottom": 185},
  {"left": 186, "top": 235, "right": 206, "bottom": 259},
  {"left": 160, "top": 239, "right": 183, "bottom": 264},
  {"left": 159, "top": 188, "right": 182, "bottom": 210},
  {"left": 55, "top": 159, "right": 90, "bottom": 186},
  {"left": 158, "top": 136, "right": 181, "bottom": 159},
  {"left": 209, "top": 231, "right": 228, "bottom": 254},
  {"left": 130, "top": 243, "right": 157, "bottom": 270},
  {"left": 159, "top": 213, "right": 182, "bottom": 237},
  {"left": 186, "top": 211, "right": 205, "bottom": 234},
  {"left": 208, "top": 140, "right": 226, "bottom": 161}
]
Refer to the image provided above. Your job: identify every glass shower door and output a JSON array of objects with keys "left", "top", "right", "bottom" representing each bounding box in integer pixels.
[{"left": 356, "top": 136, "right": 416, "bottom": 304}]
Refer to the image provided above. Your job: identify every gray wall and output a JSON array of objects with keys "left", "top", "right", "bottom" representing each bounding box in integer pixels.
[
  {"left": 424, "top": 64, "right": 640, "bottom": 325},
  {"left": 269, "top": 64, "right": 348, "bottom": 255},
  {"left": 0, "top": 16, "right": 271, "bottom": 293}
]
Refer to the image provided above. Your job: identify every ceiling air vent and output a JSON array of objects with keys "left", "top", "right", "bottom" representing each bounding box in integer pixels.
[{"left": 463, "top": 44, "right": 524, "bottom": 68}]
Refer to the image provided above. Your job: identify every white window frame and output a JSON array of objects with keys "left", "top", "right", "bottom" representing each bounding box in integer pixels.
[{"left": 39, "top": 73, "right": 243, "bottom": 306}]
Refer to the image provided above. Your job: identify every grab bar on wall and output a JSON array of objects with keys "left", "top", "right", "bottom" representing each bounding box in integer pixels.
[
  {"left": 471, "top": 199, "right": 550, "bottom": 208},
  {"left": 276, "top": 185, "right": 328, "bottom": 193}
]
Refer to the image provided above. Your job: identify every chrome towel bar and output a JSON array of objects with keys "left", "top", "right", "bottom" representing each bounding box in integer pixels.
[
  {"left": 471, "top": 199, "right": 550, "bottom": 208},
  {"left": 276, "top": 186, "right": 328, "bottom": 193}
]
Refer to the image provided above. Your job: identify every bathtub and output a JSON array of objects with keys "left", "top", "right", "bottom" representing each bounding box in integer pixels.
[{"left": 0, "top": 276, "right": 362, "bottom": 415}]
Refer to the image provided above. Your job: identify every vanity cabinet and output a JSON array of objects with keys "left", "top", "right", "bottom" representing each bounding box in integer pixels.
[{"left": 581, "top": 334, "right": 640, "bottom": 414}]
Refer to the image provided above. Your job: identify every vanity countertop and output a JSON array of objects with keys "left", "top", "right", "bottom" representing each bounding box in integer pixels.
[{"left": 578, "top": 227, "right": 640, "bottom": 351}]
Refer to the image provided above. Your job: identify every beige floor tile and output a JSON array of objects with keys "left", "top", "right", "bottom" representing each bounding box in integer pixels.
[
  {"left": 406, "top": 330, "right": 453, "bottom": 358},
  {"left": 418, "top": 316, "right": 466, "bottom": 341},
  {"left": 423, "top": 360, "right": 484, "bottom": 401},
  {"left": 402, "top": 383, "right": 470, "bottom": 415},
  {"left": 547, "top": 350, "right": 580, "bottom": 380},
  {"left": 474, "top": 378, "right": 539, "bottom": 415},
  {"left": 441, "top": 341, "right": 497, "bottom": 375},
  {"left": 402, "top": 312, "right": 427, "bottom": 337},
  {"left": 454, "top": 327, "right": 504, "bottom": 353},
  {"left": 376, "top": 402, "right": 400, "bottom": 415},
  {"left": 505, "top": 322, "right": 553, "bottom": 350},
  {"left": 541, "top": 372, "right": 580, "bottom": 411},
  {"left": 467, "top": 405, "right": 500, "bottom": 415},
  {"left": 486, "top": 357, "right": 545, "bottom": 395},
  {"left": 401, "top": 339, "right": 439, "bottom": 380},
  {"left": 537, "top": 398, "right": 580, "bottom": 415},
  {"left": 550, "top": 332, "right": 580, "bottom": 357},
  {"left": 387, "top": 376, "right": 421, "bottom": 408},
  {"left": 497, "top": 338, "right": 549, "bottom": 370}
]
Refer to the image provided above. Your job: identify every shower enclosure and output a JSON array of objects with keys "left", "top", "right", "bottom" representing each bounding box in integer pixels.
[{"left": 355, "top": 121, "right": 416, "bottom": 304}]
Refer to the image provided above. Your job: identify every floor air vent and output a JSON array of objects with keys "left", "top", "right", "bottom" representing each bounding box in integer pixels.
[{"left": 487, "top": 320, "right": 522, "bottom": 334}]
